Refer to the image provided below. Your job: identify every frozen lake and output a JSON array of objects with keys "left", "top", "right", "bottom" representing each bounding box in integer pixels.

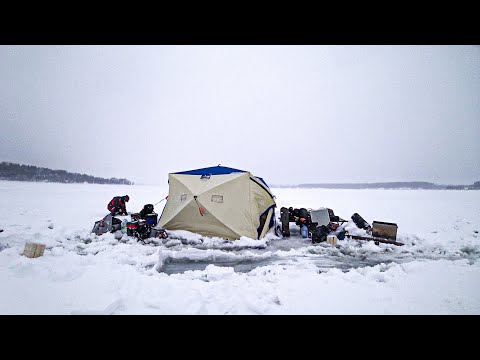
[{"left": 1, "top": 181, "right": 479, "bottom": 314}]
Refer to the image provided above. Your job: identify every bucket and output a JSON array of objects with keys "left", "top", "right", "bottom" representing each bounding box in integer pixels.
[
  {"left": 23, "top": 242, "right": 46, "bottom": 258},
  {"left": 326, "top": 235, "right": 338, "bottom": 246}
]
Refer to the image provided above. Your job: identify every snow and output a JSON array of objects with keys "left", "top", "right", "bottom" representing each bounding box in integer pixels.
[{"left": 0, "top": 180, "right": 479, "bottom": 314}]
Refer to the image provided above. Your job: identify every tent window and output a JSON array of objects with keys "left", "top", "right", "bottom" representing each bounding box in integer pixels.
[
  {"left": 211, "top": 195, "right": 223, "bottom": 203},
  {"left": 180, "top": 193, "right": 187, "bottom": 202}
]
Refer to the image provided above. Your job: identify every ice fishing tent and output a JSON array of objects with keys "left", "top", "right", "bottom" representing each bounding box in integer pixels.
[{"left": 158, "top": 166, "right": 276, "bottom": 240}]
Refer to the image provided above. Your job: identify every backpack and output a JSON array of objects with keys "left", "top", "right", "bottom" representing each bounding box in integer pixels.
[
  {"left": 312, "top": 225, "right": 330, "bottom": 243},
  {"left": 140, "top": 204, "right": 154, "bottom": 218},
  {"left": 295, "top": 208, "right": 312, "bottom": 226}
]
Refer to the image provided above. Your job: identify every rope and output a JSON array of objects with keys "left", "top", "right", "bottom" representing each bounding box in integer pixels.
[{"left": 154, "top": 196, "right": 168, "bottom": 206}]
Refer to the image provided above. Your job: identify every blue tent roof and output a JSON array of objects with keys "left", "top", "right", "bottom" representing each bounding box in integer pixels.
[
  {"left": 172, "top": 166, "right": 246, "bottom": 176},
  {"left": 172, "top": 166, "right": 270, "bottom": 188}
]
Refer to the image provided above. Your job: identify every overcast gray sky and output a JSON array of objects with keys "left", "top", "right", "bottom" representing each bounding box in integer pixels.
[{"left": 0, "top": 45, "right": 479, "bottom": 185}]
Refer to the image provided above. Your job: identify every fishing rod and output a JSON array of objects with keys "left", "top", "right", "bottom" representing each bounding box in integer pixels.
[{"left": 154, "top": 196, "right": 168, "bottom": 206}]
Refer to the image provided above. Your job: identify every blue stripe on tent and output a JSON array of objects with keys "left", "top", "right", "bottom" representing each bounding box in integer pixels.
[
  {"left": 173, "top": 166, "right": 272, "bottom": 189},
  {"left": 256, "top": 177, "right": 270, "bottom": 188},
  {"left": 172, "top": 166, "right": 246, "bottom": 176},
  {"left": 269, "top": 207, "right": 276, "bottom": 229},
  {"left": 257, "top": 204, "right": 276, "bottom": 239}
]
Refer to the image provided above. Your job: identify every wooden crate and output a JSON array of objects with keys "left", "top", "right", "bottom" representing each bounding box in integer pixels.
[
  {"left": 23, "top": 242, "right": 46, "bottom": 258},
  {"left": 372, "top": 221, "right": 398, "bottom": 241}
]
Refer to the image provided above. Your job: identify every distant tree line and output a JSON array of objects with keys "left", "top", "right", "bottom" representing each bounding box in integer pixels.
[
  {"left": 0, "top": 162, "right": 133, "bottom": 185},
  {"left": 445, "top": 181, "right": 480, "bottom": 190}
]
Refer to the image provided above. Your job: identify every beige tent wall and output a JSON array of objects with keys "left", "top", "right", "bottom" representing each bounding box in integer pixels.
[
  {"left": 161, "top": 198, "right": 240, "bottom": 239},
  {"left": 159, "top": 171, "right": 276, "bottom": 240},
  {"left": 157, "top": 174, "right": 194, "bottom": 227}
]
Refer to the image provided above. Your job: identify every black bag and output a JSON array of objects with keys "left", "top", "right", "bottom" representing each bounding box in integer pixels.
[
  {"left": 298, "top": 208, "right": 309, "bottom": 219},
  {"left": 295, "top": 208, "right": 312, "bottom": 227},
  {"left": 280, "top": 207, "right": 291, "bottom": 237},
  {"left": 149, "top": 227, "right": 169, "bottom": 239},
  {"left": 312, "top": 225, "right": 330, "bottom": 243},
  {"left": 111, "top": 216, "right": 122, "bottom": 232},
  {"left": 351, "top": 213, "right": 371, "bottom": 230},
  {"left": 327, "top": 208, "right": 340, "bottom": 222},
  {"left": 139, "top": 204, "right": 154, "bottom": 218},
  {"left": 92, "top": 214, "right": 122, "bottom": 235},
  {"left": 291, "top": 208, "right": 300, "bottom": 219},
  {"left": 126, "top": 219, "right": 151, "bottom": 240}
]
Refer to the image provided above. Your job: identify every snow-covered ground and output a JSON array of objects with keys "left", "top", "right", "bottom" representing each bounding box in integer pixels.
[{"left": 0, "top": 180, "right": 479, "bottom": 314}]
